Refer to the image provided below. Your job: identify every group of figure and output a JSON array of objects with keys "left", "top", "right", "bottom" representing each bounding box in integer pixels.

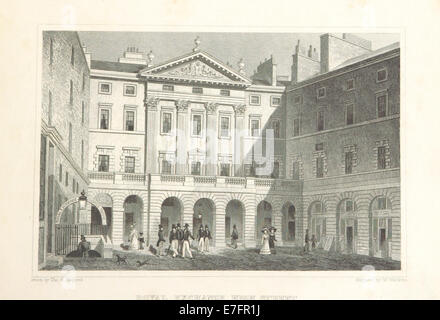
[
  {"left": 163, "top": 223, "right": 211, "bottom": 259},
  {"left": 196, "top": 224, "right": 212, "bottom": 253},
  {"left": 259, "top": 226, "right": 277, "bottom": 255}
]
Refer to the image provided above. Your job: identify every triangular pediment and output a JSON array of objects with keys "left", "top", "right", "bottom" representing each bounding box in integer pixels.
[{"left": 139, "top": 51, "right": 251, "bottom": 87}]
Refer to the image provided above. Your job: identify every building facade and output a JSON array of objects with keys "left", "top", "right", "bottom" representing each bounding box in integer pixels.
[
  {"left": 40, "top": 31, "right": 90, "bottom": 266},
  {"left": 83, "top": 34, "right": 400, "bottom": 260}
]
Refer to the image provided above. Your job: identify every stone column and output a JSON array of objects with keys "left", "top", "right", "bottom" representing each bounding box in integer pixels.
[
  {"left": 175, "top": 100, "right": 189, "bottom": 175},
  {"left": 215, "top": 203, "right": 226, "bottom": 248},
  {"left": 272, "top": 211, "right": 283, "bottom": 246},
  {"left": 233, "top": 104, "right": 246, "bottom": 176},
  {"left": 145, "top": 97, "right": 159, "bottom": 173},
  {"left": 205, "top": 103, "right": 218, "bottom": 176},
  {"left": 148, "top": 210, "right": 161, "bottom": 248},
  {"left": 244, "top": 199, "right": 256, "bottom": 248},
  {"left": 112, "top": 209, "right": 124, "bottom": 246}
]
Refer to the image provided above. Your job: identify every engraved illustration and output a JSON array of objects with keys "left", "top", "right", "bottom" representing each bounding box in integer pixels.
[{"left": 38, "top": 31, "right": 400, "bottom": 270}]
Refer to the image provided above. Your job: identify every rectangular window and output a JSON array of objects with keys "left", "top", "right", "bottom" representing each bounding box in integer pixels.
[
  {"left": 191, "top": 161, "right": 201, "bottom": 175},
  {"left": 220, "top": 116, "right": 230, "bottom": 138},
  {"left": 271, "top": 161, "right": 280, "bottom": 178},
  {"left": 162, "top": 84, "right": 174, "bottom": 91},
  {"left": 316, "top": 157, "right": 324, "bottom": 178},
  {"left": 98, "top": 82, "right": 112, "bottom": 94},
  {"left": 251, "top": 119, "right": 260, "bottom": 137},
  {"left": 162, "top": 112, "right": 172, "bottom": 134},
  {"left": 48, "top": 90, "right": 53, "bottom": 125},
  {"left": 81, "top": 101, "right": 85, "bottom": 125},
  {"left": 192, "top": 114, "right": 202, "bottom": 136},
  {"left": 250, "top": 95, "right": 261, "bottom": 105},
  {"left": 59, "top": 164, "right": 62, "bottom": 182},
  {"left": 244, "top": 164, "right": 254, "bottom": 177},
  {"left": 346, "top": 200, "right": 354, "bottom": 212},
  {"left": 69, "top": 80, "right": 73, "bottom": 105},
  {"left": 192, "top": 87, "right": 203, "bottom": 94},
  {"left": 377, "top": 93, "right": 388, "bottom": 118},
  {"left": 123, "top": 84, "right": 137, "bottom": 96},
  {"left": 317, "top": 87, "right": 326, "bottom": 98},
  {"left": 161, "top": 160, "right": 172, "bottom": 174},
  {"left": 81, "top": 140, "right": 84, "bottom": 170},
  {"left": 292, "top": 161, "right": 300, "bottom": 180},
  {"left": 317, "top": 110, "right": 324, "bottom": 131},
  {"left": 293, "top": 118, "right": 300, "bottom": 137},
  {"left": 82, "top": 73, "right": 86, "bottom": 91},
  {"left": 68, "top": 123, "right": 72, "bottom": 153},
  {"left": 377, "top": 68, "right": 387, "bottom": 82},
  {"left": 49, "top": 38, "right": 53, "bottom": 65},
  {"left": 98, "top": 155, "right": 109, "bottom": 172},
  {"left": 125, "top": 110, "right": 135, "bottom": 131},
  {"left": 125, "top": 156, "right": 135, "bottom": 173},
  {"left": 71, "top": 45, "right": 74, "bottom": 66},
  {"left": 76, "top": 182, "right": 79, "bottom": 194},
  {"left": 271, "top": 96, "right": 281, "bottom": 106},
  {"left": 346, "top": 103, "right": 354, "bottom": 125},
  {"left": 72, "top": 178, "right": 75, "bottom": 193},
  {"left": 345, "top": 151, "right": 353, "bottom": 174},
  {"left": 220, "top": 89, "right": 230, "bottom": 96},
  {"left": 220, "top": 163, "right": 230, "bottom": 176},
  {"left": 315, "top": 143, "right": 323, "bottom": 151},
  {"left": 272, "top": 120, "right": 281, "bottom": 138},
  {"left": 377, "top": 146, "right": 386, "bottom": 169},
  {"left": 65, "top": 171, "right": 69, "bottom": 186},
  {"left": 293, "top": 95, "right": 302, "bottom": 104},
  {"left": 99, "top": 109, "right": 110, "bottom": 130},
  {"left": 346, "top": 79, "right": 355, "bottom": 91}
]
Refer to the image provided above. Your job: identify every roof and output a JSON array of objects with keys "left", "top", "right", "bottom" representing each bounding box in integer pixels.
[{"left": 90, "top": 60, "right": 146, "bottom": 73}]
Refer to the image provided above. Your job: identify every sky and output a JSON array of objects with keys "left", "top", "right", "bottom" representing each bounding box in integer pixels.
[{"left": 78, "top": 32, "right": 400, "bottom": 77}]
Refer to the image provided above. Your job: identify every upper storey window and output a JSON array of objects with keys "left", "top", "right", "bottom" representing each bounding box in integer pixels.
[
  {"left": 163, "top": 84, "right": 174, "bottom": 92},
  {"left": 271, "top": 96, "right": 281, "bottom": 107},
  {"left": 345, "top": 79, "right": 355, "bottom": 91},
  {"left": 220, "top": 89, "right": 230, "bottom": 96},
  {"left": 192, "top": 87, "right": 203, "bottom": 94},
  {"left": 99, "top": 109, "right": 110, "bottom": 130},
  {"left": 124, "top": 84, "right": 137, "bottom": 96},
  {"left": 376, "top": 91, "right": 388, "bottom": 118},
  {"left": 249, "top": 95, "right": 261, "bottom": 105},
  {"left": 162, "top": 112, "right": 172, "bottom": 134},
  {"left": 377, "top": 68, "right": 388, "bottom": 83},
  {"left": 99, "top": 82, "right": 112, "bottom": 95},
  {"left": 192, "top": 114, "right": 202, "bottom": 136},
  {"left": 250, "top": 119, "right": 260, "bottom": 137},
  {"left": 317, "top": 87, "right": 326, "bottom": 99},
  {"left": 70, "top": 45, "right": 74, "bottom": 66}
]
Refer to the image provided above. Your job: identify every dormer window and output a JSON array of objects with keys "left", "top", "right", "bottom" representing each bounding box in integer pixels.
[
  {"left": 220, "top": 89, "right": 230, "bottom": 96},
  {"left": 192, "top": 87, "right": 203, "bottom": 94},
  {"left": 163, "top": 84, "right": 174, "bottom": 92}
]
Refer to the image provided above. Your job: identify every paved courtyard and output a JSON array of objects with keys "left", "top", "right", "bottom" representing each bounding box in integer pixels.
[{"left": 43, "top": 246, "right": 400, "bottom": 271}]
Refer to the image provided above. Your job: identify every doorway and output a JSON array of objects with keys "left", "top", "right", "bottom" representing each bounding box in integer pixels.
[{"left": 346, "top": 226, "right": 354, "bottom": 253}]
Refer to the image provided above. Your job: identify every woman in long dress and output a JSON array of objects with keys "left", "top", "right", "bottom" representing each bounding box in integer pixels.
[
  {"left": 259, "top": 228, "right": 271, "bottom": 255},
  {"left": 129, "top": 224, "right": 139, "bottom": 250}
]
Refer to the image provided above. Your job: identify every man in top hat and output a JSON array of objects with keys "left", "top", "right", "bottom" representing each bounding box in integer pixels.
[
  {"left": 269, "top": 227, "right": 277, "bottom": 254},
  {"left": 204, "top": 225, "right": 212, "bottom": 252},
  {"left": 176, "top": 223, "right": 184, "bottom": 256},
  {"left": 182, "top": 223, "right": 195, "bottom": 259},
  {"left": 231, "top": 225, "right": 239, "bottom": 249},
  {"left": 138, "top": 232, "right": 145, "bottom": 250},
  {"left": 157, "top": 225, "right": 166, "bottom": 256},
  {"left": 304, "top": 229, "right": 310, "bottom": 253},
  {"left": 78, "top": 235, "right": 90, "bottom": 259},
  {"left": 197, "top": 224, "right": 205, "bottom": 253},
  {"left": 169, "top": 224, "right": 179, "bottom": 258}
]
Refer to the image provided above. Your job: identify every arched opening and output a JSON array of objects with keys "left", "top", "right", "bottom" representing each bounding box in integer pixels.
[
  {"left": 225, "top": 200, "right": 245, "bottom": 246},
  {"left": 281, "top": 202, "right": 296, "bottom": 242},
  {"left": 193, "top": 198, "right": 216, "bottom": 245},
  {"left": 161, "top": 197, "right": 183, "bottom": 238},
  {"left": 336, "top": 199, "right": 357, "bottom": 254},
  {"left": 308, "top": 201, "right": 326, "bottom": 248},
  {"left": 123, "top": 195, "right": 143, "bottom": 243},
  {"left": 256, "top": 201, "right": 272, "bottom": 241},
  {"left": 369, "top": 196, "right": 393, "bottom": 258},
  {"left": 93, "top": 193, "right": 113, "bottom": 240}
]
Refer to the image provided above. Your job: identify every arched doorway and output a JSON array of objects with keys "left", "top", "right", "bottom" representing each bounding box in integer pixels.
[
  {"left": 281, "top": 202, "right": 296, "bottom": 242},
  {"left": 123, "top": 195, "right": 143, "bottom": 243},
  {"left": 193, "top": 198, "right": 215, "bottom": 244},
  {"left": 256, "top": 201, "right": 272, "bottom": 241},
  {"left": 225, "top": 200, "right": 245, "bottom": 246},
  {"left": 308, "top": 201, "right": 326, "bottom": 248},
  {"left": 161, "top": 197, "right": 183, "bottom": 238},
  {"left": 369, "top": 196, "right": 393, "bottom": 258},
  {"left": 336, "top": 199, "right": 357, "bottom": 254}
]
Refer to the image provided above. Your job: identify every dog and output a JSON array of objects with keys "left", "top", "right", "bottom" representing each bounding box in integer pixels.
[
  {"left": 115, "top": 254, "right": 128, "bottom": 265},
  {"left": 136, "top": 259, "right": 149, "bottom": 267},
  {"left": 120, "top": 243, "right": 130, "bottom": 251}
]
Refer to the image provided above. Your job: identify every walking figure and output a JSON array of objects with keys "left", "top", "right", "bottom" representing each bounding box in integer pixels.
[
  {"left": 197, "top": 224, "right": 205, "bottom": 253},
  {"left": 182, "top": 223, "right": 195, "bottom": 259},
  {"left": 304, "top": 229, "right": 310, "bottom": 253},
  {"left": 269, "top": 227, "right": 277, "bottom": 254},
  {"left": 168, "top": 224, "right": 179, "bottom": 258},
  {"left": 138, "top": 232, "right": 145, "bottom": 250},
  {"left": 311, "top": 234, "right": 317, "bottom": 251},
  {"left": 176, "top": 223, "right": 184, "bottom": 256},
  {"left": 204, "top": 225, "right": 212, "bottom": 252},
  {"left": 157, "top": 225, "right": 166, "bottom": 256},
  {"left": 77, "top": 235, "right": 90, "bottom": 260},
  {"left": 231, "top": 224, "right": 239, "bottom": 249}
]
